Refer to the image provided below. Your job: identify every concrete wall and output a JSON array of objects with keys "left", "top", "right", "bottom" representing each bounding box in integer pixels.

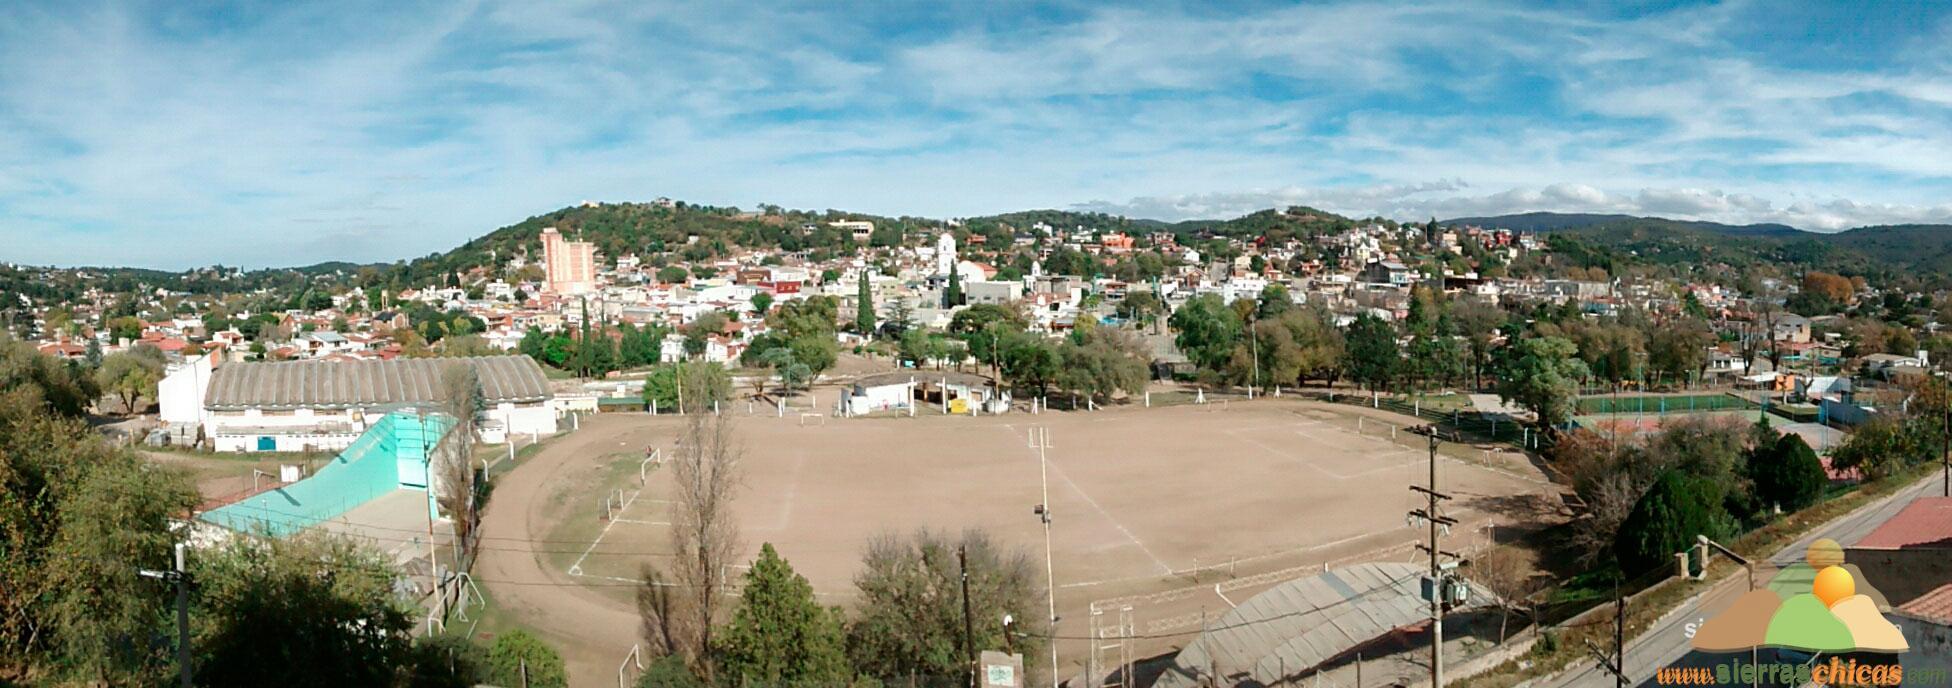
[
  {"left": 1844, "top": 547, "right": 1952, "bottom": 606},
  {"left": 847, "top": 381, "right": 913, "bottom": 416},
  {"left": 1891, "top": 614, "right": 1952, "bottom": 676}
]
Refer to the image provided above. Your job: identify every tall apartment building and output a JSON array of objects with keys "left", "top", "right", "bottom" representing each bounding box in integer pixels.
[{"left": 540, "top": 226, "right": 596, "bottom": 295}]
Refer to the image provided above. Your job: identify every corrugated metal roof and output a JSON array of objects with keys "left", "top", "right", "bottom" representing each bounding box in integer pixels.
[
  {"left": 1154, "top": 562, "right": 1485, "bottom": 688},
  {"left": 204, "top": 356, "right": 551, "bottom": 410},
  {"left": 1852, "top": 498, "right": 1952, "bottom": 550}
]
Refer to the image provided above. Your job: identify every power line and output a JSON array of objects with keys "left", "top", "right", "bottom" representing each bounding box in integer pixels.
[{"left": 1019, "top": 568, "right": 1428, "bottom": 641}]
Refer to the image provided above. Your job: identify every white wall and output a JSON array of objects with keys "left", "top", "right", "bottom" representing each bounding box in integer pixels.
[
  {"left": 158, "top": 353, "right": 214, "bottom": 425},
  {"left": 848, "top": 382, "right": 913, "bottom": 416}
]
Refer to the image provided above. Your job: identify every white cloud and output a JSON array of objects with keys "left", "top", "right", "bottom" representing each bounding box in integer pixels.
[{"left": 1076, "top": 183, "right": 1952, "bottom": 232}]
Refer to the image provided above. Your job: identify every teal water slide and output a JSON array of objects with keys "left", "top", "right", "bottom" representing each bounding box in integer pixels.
[{"left": 199, "top": 411, "right": 452, "bottom": 537}]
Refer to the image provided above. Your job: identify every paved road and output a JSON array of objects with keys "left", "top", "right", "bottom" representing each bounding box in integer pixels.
[{"left": 1542, "top": 473, "right": 1942, "bottom": 688}]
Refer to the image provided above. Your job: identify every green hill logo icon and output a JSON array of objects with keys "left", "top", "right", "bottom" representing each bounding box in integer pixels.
[{"left": 1689, "top": 538, "right": 1906, "bottom": 653}]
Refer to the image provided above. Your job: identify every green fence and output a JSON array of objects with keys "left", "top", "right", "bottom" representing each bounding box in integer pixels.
[
  {"left": 1573, "top": 393, "right": 1755, "bottom": 415},
  {"left": 1326, "top": 393, "right": 1547, "bottom": 451},
  {"left": 200, "top": 411, "right": 451, "bottom": 537}
]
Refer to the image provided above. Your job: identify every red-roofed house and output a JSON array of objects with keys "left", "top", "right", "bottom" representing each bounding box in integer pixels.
[
  {"left": 1847, "top": 497, "right": 1952, "bottom": 606},
  {"left": 38, "top": 340, "right": 87, "bottom": 360}
]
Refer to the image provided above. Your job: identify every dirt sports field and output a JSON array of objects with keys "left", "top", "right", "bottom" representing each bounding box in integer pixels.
[{"left": 475, "top": 398, "right": 1566, "bottom": 687}]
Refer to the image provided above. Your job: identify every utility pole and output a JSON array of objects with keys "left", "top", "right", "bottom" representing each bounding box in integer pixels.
[
  {"left": 1584, "top": 589, "right": 1627, "bottom": 688},
  {"left": 1031, "top": 427, "right": 1059, "bottom": 688},
  {"left": 959, "top": 544, "right": 977, "bottom": 688},
  {"left": 1409, "top": 430, "right": 1458, "bottom": 688},
  {"left": 1942, "top": 402, "right": 1948, "bottom": 497},
  {"left": 139, "top": 542, "right": 191, "bottom": 688}
]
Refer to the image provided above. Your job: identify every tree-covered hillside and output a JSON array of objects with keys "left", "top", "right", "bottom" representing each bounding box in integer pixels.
[{"left": 1452, "top": 213, "right": 1952, "bottom": 289}]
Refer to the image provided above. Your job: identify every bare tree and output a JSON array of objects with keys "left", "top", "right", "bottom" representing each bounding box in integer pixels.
[
  {"left": 1470, "top": 545, "right": 1542, "bottom": 643},
  {"left": 436, "top": 363, "right": 486, "bottom": 562},
  {"left": 1756, "top": 297, "right": 1784, "bottom": 373},
  {"left": 639, "top": 412, "right": 743, "bottom": 681}
]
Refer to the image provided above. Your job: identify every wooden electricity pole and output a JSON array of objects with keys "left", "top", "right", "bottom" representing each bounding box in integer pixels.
[{"left": 1410, "top": 430, "right": 1458, "bottom": 688}]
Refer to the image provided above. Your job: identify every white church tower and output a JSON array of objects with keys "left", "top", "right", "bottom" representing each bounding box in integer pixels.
[{"left": 936, "top": 232, "right": 958, "bottom": 276}]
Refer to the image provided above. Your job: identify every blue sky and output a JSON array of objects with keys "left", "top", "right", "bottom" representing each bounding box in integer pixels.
[{"left": 3, "top": 1, "right": 1951, "bottom": 269}]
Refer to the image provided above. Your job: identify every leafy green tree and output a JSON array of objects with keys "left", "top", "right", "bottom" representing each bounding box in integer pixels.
[
  {"left": 401, "top": 635, "right": 488, "bottom": 688},
  {"left": 1495, "top": 335, "right": 1590, "bottom": 426},
  {"left": 899, "top": 329, "right": 936, "bottom": 369},
  {"left": 1342, "top": 313, "right": 1399, "bottom": 395},
  {"left": 105, "top": 315, "right": 144, "bottom": 343},
  {"left": 191, "top": 534, "right": 417, "bottom": 688},
  {"left": 642, "top": 363, "right": 732, "bottom": 414},
  {"left": 1055, "top": 323, "right": 1150, "bottom": 403},
  {"left": 999, "top": 333, "right": 1060, "bottom": 398},
  {"left": 1255, "top": 284, "right": 1294, "bottom": 320},
  {"left": 1115, "top": 290, "right": 1165, "bottom": 328},
  {"left": 847, "top": 529, "right": 1043, "bottom": 684},
  {"left": 658, "top": 266, "right": 691, "bottom": 283},
  {"left": 768, "top": 297, "right": 840, "bottom": 341},
  {"left": 1615, "top": 470, "right": 1728, "bottom": 575},
  {"left": 636, "top": 655, "right": 705, "bottom": 688},
  {"left": 484, "top": 630, "right": 567, "bottom": 688},
  {"left": 1648, "top": 318, "right": 1713, "bottom": 387},
  {"left": 761, "top": 346, "right": 814, "bottom": 391},
  {"left": 1168, "top": 293, "right": 1241, "bottom": 371},
  {"left": 95, "top": 346, "right": 166, "bottom": 414},
  {"left": 750, "top": 292, "right": 774, "bottom": 317},
  {"left": 1828, "top": 416, "right": 1923, "bottom": 481},
  {"left": 1749, "top": 433, "right": 1827, "bottom": 513},
  {"left": 40, "top": 450, "right": 198, "bottom": 684},
  {"left": 715, "top": 544, "right": 851, "bottom": 686},
  {"left": 1452, "top": 300, "right": 1507, "bottom": 389},
  {"left": 619, "top": 322, "right": 666, "bottom": 368},
  {"left": 0, "top": 336, "right": 97, "bottom": 417},
  {"left": 949, "top": 304, "right": 1027, "bottom": 335}
]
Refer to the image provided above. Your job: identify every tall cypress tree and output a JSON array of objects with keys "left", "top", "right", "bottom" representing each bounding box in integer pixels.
[
  {"left": 944, "top": 261, "right": 963, "bottom": 307},
  {"left": 856, "top": 271, "right": 875, "bottom": 336}
]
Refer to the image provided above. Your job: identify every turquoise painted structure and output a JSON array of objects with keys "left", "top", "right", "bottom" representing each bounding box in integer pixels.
[{"left": 200, "top": 411, "right": 452, "bottom": 537}]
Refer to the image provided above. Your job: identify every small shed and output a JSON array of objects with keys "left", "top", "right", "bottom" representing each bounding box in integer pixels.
[{"left": 846, "top": 370, "right": 1005, "bottom": 416}]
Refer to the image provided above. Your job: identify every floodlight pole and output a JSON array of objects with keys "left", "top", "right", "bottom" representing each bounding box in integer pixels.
[
  {"left": 1033, "top": 427, "right": 1059, "bottom": 688},
  {"left": 959, "top": 544, "right": 977, "bottom": 688}
]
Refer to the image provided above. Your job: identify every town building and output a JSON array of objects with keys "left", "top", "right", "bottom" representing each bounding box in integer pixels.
[
  {"left": 195, "top": 356, "right": 557, "bottom": 452},
  {"left": 541, "top": 226, "right": 597, "bottom": 295}
]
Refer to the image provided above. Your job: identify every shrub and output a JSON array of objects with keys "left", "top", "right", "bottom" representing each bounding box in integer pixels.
[{"left": 486, "top": 630, "right": 566, "bottom": 688}]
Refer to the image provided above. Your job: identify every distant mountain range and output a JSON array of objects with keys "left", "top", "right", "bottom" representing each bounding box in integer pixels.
[
  {"left": 1443, "top": 212, "right": 1807, "bottom": 238},
  {"left": 1442, "top": 212, "right": 1952, "bottom": 285}
]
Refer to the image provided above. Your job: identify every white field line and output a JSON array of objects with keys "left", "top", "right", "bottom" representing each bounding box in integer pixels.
[
  {"left": 1214, "top": 584, "right": 1237, "bottom": 609},
  {"left": 567, "top": 488, "right": 643, "bottom": 577},
  {"left": 1045, "top": 452, "right": 1174, "bottom": 576}
]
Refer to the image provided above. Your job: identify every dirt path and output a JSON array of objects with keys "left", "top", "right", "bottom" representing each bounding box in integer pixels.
[{"left": 474, "top": 416, "right": 646, "bottom": 688}]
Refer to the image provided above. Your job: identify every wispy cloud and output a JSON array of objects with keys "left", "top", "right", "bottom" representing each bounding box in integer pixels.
[{"left": 2, "top": 1, "right": 1950, "bottom": 269}]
